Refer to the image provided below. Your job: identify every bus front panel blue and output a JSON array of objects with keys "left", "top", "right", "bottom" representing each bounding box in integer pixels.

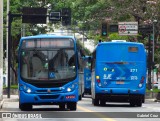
[{"left": 19, "top": 79, "right": 79, "bottom": 104}]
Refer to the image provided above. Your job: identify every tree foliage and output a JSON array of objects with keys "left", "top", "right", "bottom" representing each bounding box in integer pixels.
[{"left": 3, "top": 0, "right": 160, "bottom": 64}]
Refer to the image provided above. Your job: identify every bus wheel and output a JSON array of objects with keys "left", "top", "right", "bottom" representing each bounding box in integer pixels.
[
  {"left": 79, "top": 95, "right": 82, "bottom": 100},
  {"left": 82, "top": 93, "right": 84, "bottom": 97},
  {"left": 137, "top": 101, "right": 142, "bottom": 107},
  {"left": 136, "top": 98, "right": 142, "bottom": 107},
  {"left": 19, "top": 103, "right": 32, "bottom": 111},
  {"left": 92, "top": 98, "right": 99, "bottom": 106},
  {"left": 59, "top": 104, "right": 65, "bottom": 110},
  {"left": 142, "top": 95, "right": 145, "bottom": 103},
  {"left": 130, "top": 101, "right": 135, "bottom": 107},
  {"left": 67, "top": 102, "right": 77, "bottom": 111},
  {"left": 100, "top": 100, "right": 105, "bottom": 106}
]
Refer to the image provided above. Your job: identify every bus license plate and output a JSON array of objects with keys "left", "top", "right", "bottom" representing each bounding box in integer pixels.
[{"left": 116, "top": 81, "right": 124, "bottom": 84}]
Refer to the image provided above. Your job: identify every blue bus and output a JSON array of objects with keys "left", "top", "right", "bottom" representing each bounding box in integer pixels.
[
  {"left": 91, "top": 41, "right": 146, "bottom": 107},
  {"left": 83, "top": 56, "right": 92, "bottom": 95},
  {"left": 18, "top": 34, "right": 79, "bottom": 110}
]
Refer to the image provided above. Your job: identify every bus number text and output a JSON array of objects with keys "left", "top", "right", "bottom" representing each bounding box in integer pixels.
[
  {"left": 131, "top": 76, "right": 138, "bottom": 80},
  {"left": 130, "top": 69, "right": 138, "bottom": 72}
]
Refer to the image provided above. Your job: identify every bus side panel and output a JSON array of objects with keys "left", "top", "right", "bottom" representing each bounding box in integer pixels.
[{"left": 84, "top": 68, "right": 91, "bottom": 94}]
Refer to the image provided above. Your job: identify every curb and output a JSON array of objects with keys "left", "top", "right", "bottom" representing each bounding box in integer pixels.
[
  {"left": 0, "top": 99, "right": 4, "bottom": 108},
  {"left": 3, "top": 95, "right": 19, "bottom": 102},
  {"left": 154, "top": 99, "right": 160, "bottom": 102}
]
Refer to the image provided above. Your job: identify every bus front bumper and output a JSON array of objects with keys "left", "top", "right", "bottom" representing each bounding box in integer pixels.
[
  {"left": 95, "top": 87, "right": 145, "bottom": 95},
  {"left": 19, "top": 91, "right": 78, "bottom": 105}
]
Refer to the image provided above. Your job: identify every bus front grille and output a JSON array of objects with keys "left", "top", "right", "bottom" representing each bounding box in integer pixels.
[
  {"left": 38, "top": 95, "right": 59, "bottom": 99},
  {"left": 36, "top": 90, "right": 62, "bottom": 93}
]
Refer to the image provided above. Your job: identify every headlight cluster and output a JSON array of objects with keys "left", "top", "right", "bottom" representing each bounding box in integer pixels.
[
  {"left": 66, "top": 83, "right": 78, "bottom": 92},
  {"left": 21, "top": 85, "right": 32, "bottom": 93}
]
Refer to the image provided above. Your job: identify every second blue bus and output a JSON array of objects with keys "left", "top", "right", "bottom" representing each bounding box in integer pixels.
[{"left": 91, "top": 41, "right": 146, "bottom": 107}]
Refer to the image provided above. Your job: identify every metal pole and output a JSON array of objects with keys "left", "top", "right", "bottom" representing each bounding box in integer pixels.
[
  {"left": 6, "top": 0, "right": 10, "bottom": 88},
  {"left": 148, "top": 34, "right": 152, "bottom": 90},
  {"left": 152, "top": 23, "right": 155, "bottom": 63},
  {"left": 7, "top": 11, "right": 12, "bottom": 98},
  {"left": 0, "top": 0, "right": 3, "bottom": 101},
  {"left": 152, "top": 22, "right": 155, "bottom": 87}
]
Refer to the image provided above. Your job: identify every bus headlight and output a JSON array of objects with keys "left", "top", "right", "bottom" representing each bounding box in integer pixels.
[
  {"left": 66, "top": 83, "right": 77, "bottom": 92},
  {"left": 26, "top": 88, "right": 32, "bottom": 93},
  {"left": 67, "top": 88, "right": 72, "bottom": 92},
  {"left": 20, "top": 84, "right": 32, "bottom": 93}
]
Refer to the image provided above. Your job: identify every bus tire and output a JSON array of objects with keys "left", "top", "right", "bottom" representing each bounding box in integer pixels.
[
  {"left": 82, "top": 93, "right": 84, "bottom": 97},
  {"left": 19, "top": 103, "right": 32, "bottom": 111},
  {"left": 130, "top": 100, "right": 136, "bottom": 107},
  {"left": 136, "top": 98, "right": 142, "bottom": 107},
  {"left": 100, "top": 100, "right": 105, "bottom": 106},
  {"left": 142, "top": 95, "right": 145, "bottom": 103},
  {"left": 59, "top": 104, "right": 65, "bottom": 110},
  {"left": 67, "top": 102, "right": 77, "bottom": 111},
  {"left": 92, "top": 98, "right": 99, "bottom": 106},
  {"left": 79, "top": 95, "right": 82, "bottom": 100},
  {"left": 137, "top": 101, "right": 142, "bottom": 107}
]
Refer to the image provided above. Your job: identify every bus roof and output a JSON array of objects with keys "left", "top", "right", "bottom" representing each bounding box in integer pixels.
[
  {"left": 93, "top": 41, "right": 144, "bottom": 52},
  {"left": 97, "top": 41, "right": 144, "bottom": 46},
  {"left": 20, "top": 34, "right": 75, "bottom": 40}
]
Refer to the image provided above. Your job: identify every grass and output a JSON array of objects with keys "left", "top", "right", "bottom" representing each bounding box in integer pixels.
[
  {"left": 146, "top": 88, "right": 160, "bottom": 93},
  {"left": 3, "top": 85, "right": 18, "bottom": 89}
]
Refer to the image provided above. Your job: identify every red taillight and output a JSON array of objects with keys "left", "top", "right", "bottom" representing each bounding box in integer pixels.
[
  {"left": 140, "top": 76, "right": 145, "bottom": 83},
  {"left": 97, "top": 79, "right": 100, "bottom": 83}
]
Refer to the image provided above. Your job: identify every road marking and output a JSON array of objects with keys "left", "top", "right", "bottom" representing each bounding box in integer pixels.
[{"left": 77, "top": 106, "right": 116, "bottom": 121}]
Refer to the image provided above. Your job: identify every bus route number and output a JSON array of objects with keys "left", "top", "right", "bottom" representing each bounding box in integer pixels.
[
  {"left": 130, "top": 69, "right": 138, "bottom": 72},
  {"left": 131, "top": 76, "right": 138, "bottom": 80}
]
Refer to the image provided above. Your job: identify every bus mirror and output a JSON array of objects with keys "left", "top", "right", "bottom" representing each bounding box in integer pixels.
[{"left": 99, "top": 39, "right": 102, "bottom": 43}]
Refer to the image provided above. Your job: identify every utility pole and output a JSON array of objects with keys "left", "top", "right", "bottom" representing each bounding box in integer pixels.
[
  {"left": 6, "top": 0, "right": 10, "bottom": 88},
  {"left": 148, "top": 34, "right": 152, "bottom": 90},
  {"left": 152, "top": 20, "right": 157, "bottom": 87},
  {"left": 0, "top": 0, "right": 3, "bottom": 101}
]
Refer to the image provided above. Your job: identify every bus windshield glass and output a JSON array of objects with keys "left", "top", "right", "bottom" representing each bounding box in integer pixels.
[
  {"left": 97, "top": 44, "right": 145, "bottom": 62},
  {"left": 20, "top": 38, "right": 76, "bottom": 81}
]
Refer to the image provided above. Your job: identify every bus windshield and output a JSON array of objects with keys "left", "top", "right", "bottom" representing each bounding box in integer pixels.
[
  {"left": 97, "top": 44, "right": 145, "bottom": 62},
  {"left": 20, "top": 38, "right": 76, "bottom": 81}
]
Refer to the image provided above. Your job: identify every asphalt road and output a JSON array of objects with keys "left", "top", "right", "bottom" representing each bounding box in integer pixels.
[{"left": 0, "top": 95, "right": 160, "bottom": 121}]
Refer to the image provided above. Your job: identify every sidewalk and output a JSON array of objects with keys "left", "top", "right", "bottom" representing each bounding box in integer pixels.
[
  {"left": 0, "top": 95, "right": 19, "bottom": 108},
  {"left": 3, "top": 95, "right": 19, "bottom": 102}
]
